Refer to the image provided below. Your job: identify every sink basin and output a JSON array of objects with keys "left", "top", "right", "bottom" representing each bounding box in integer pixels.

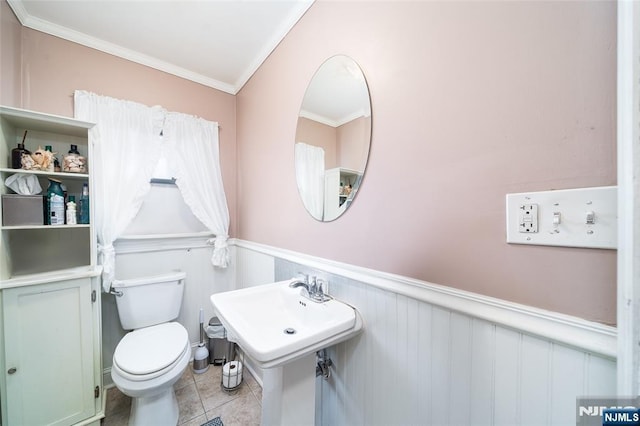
[{"left": 210, "top": 279, "right": 363, "bottom": 368}]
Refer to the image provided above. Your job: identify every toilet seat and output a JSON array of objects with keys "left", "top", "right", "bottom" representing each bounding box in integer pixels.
[{"left": 113, "top": 322, "right": 189, "bottom": 382}]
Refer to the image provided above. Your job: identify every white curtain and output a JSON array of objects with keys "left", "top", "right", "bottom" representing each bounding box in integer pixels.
[
  {"left": 294, "top": 142, "right": 325, "bottom": 220},
  {"left": 74, "top": 90, "right": 164, "bottom": 292},
  {"left": 163, "top": 112, "right": 230, "bottom": 267}
]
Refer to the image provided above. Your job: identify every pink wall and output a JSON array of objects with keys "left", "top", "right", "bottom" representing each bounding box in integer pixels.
[
  {"left": 237, "top": 1, "right": 617, "bottom": 324},
  {"left": 337, "top": 116, "right": 371, "bottom": 171},
  {"left": 1, "top": 21, "right": 238, "bottom": 236},
  {"left": 2, "top": 0, "right": 618, "bottom": 324},
  {"left": 1, "top": 1, "right": 22, "bottom": 106}
]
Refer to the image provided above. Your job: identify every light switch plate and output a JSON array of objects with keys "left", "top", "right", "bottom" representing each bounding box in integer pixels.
[{"left": 506, "top": 186, "right": 617, "bottom": 249}]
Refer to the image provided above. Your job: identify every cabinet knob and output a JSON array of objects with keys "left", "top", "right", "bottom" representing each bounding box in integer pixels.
[{"left": 7, "top": 367, "right": 16, "bottom": 374}]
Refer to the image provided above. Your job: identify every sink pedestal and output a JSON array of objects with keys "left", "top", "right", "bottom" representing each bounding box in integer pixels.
[{"left": 261, "top": 353, "right": 316, "bottom": 426}]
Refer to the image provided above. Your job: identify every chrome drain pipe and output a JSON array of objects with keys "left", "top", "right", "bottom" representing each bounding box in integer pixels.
[{"left": 316, "top": 349, "right": 333, "bottom": 380}]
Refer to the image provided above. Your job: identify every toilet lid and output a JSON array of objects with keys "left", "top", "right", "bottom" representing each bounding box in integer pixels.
[{"left": 114, "top": 322, "right": 189, "bottom": 375}]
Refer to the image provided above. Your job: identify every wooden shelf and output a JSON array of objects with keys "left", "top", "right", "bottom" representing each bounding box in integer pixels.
[
  {"left": 0, "top": 167, "right": 89, "bottom": 180},
  {"left": 1, "top": 224, "right": 90, "bottom": 231}
]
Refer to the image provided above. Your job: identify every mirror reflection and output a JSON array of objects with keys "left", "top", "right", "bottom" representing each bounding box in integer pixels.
[{"left": 295, "top": 55, "right": 372, "bottom": 221}]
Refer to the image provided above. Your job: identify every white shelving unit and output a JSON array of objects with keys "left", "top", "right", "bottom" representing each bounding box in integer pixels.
[
  {"left": 324, "top": 167, "right": 361, "bottom": 221},
  {"left": 0, "top": 106, "right": 97, "bottom": 277},
  {"left": 0, "top": 105, "right": 104, "bottom": 426}
]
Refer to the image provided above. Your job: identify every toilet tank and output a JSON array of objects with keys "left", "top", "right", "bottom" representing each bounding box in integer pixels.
[{"left": 112, "top": 271, "right": 186, "bottom": 330}]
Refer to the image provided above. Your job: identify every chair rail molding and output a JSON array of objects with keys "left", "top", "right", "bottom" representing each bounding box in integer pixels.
[{"left": 232, "top": 239, "right": 616, "bottom": 359}]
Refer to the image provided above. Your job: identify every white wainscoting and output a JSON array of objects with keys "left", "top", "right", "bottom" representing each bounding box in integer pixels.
[
  {"left": 234, "top": 239, "right": 617, "bottom": 426},
  {"left": 235, "top": 243, "right": 275, "bottom": 289},
  {"left": 102, "top": 234, "right": 235, "bottom": 386}
]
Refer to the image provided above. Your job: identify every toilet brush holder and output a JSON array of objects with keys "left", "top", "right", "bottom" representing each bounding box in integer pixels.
[
  {"left": 193, "top": 343, "right": 209, "bottom": 374},
  {"left": 193, "top": 308, "right": 209, "bottom": 374}
]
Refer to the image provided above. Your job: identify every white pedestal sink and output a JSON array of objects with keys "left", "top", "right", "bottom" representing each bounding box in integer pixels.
[
  {"left": 261, "top": 353, "right": 316, "bottom": 425},
  {"left": 210, "top": 279, "right": 364, "bottom": 425}
]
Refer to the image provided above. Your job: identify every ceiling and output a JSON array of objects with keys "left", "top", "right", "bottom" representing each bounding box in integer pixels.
[{"left": 7, "top": 0, "right": 314, "bottom": 95}]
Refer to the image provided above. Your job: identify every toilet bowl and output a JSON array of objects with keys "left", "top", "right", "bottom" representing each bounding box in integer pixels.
[
  {"left": 112, "top": 322, "right": 191, "bottom": 425},
  {"left": 110, "top": 271, "right": 190, "bottom": 426}
]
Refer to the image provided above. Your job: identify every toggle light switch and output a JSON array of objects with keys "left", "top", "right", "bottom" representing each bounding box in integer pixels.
[
  {"left": 585, "top": 211, "right": 595, "bottom": 225},
  {"left": 506, "top": 186, "right": 617, "bottom": 249}
]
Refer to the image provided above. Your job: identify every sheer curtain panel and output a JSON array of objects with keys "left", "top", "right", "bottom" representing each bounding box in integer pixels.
[
  {"left": 74, "top": 90, "right": 164, "bottom": 292},
  {"left": 295, "top": 142, "right": 325, "bottom": 220},
  {"left": 163, "top": 112, "right": 230, "bottom": 267}
]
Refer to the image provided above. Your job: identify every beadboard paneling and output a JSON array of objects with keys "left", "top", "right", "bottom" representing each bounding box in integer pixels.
[
  {"left": 317, "top": 274, "right": 615, "bottom": 425},
  {"left": 102, "top": 236, "right": 235, "bottom": 385},
  {"left": 260, "top": 247, "right": 617, "bottom": 426},
  {"left": 235, "top": 244, "right": 275, "bottom": 288}
]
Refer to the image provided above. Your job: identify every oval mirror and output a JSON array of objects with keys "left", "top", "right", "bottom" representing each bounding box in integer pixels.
[{"left": 295, "top": 55, "right": 372, "bottom": 221}]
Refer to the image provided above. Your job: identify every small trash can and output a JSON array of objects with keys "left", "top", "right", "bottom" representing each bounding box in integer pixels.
[{"left": 205, "top": 316, "right": 236, "bottom": 365}]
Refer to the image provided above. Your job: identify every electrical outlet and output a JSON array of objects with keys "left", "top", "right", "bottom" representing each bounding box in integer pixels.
[
  {"left": 506, "top": 186, "right": 617, "bottom": 249},
  {"left": 519, "top": 204, "right": 538, "bottom": 233}
]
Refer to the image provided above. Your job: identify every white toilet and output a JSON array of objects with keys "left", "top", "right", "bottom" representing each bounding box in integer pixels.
[{"left": 111, "top": 271, "right": 191, "bottom": 426}]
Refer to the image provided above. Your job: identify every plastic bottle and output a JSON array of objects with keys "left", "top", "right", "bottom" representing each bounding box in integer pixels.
[
  {"left": 47, "top": 178, "right": 65, "bottom": 226},
  {"left": 66, "top": 195, "right": 77, "bottom": 225},
  {"left": 79, "top": 183, "right": 90, "bottom": 224}
]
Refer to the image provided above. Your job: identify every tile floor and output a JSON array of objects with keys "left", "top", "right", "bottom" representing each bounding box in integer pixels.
[{"left": 102, "top": 362, "right": 263, "bottom": 426}]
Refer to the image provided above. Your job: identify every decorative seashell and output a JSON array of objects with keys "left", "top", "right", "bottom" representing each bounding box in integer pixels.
[
  {"left": 63, "top": 154, "right": 87, "bottom": 173},
  {"left": 29, "top": 146, "right": 55, "bottom": 171},
  {"left": 21, "top": 153, "right": 35, "bottom": 170}
]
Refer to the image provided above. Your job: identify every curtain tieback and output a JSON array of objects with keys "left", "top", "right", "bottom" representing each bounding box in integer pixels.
[
  {"left": 97, "top": 243, "right": 116, "bottom": 293},
  {"left": 207, "top": 236, "right": 228, "bottom": 249},
  {"left": 208, "top": 236, "right": 229, "bottom": 268}
]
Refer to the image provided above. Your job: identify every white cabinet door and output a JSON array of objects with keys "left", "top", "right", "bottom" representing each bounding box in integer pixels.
[{"left": 3, "top": 278, "right": 96, "bottom": 425}]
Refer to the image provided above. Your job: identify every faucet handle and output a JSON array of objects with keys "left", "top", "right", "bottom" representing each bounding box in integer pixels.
[
  {"left": 296, "top": 273, "right": 309, "bottom": 284},
  {"left": 309, "top": 276, "right": 317, "bottom": 293},
  {"left": 314, "top": 278, "right": 331, "bottom": 302}
]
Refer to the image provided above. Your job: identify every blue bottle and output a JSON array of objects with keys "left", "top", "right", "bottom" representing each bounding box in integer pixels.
[{"left": 79, "top": 183, "right": 90, "bottom": 224}]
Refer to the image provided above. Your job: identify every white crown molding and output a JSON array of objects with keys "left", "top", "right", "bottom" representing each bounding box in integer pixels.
[
  {"left": 232, "top": 238, "right": 617, "bottom": 358},
  {"left": 299, "top": 109, "right": 338, "bottom": 127},
  {"left": 336, "top": 109, "right": 370, "bottom": 127},
  {"left": 299, "top": 109, "right": 370, "bottom": 128},
  {"left": 233, "top": 0, "right": 314, "bottom": 92},
  {"left": 7, "top": 0, "right": 313, "bottom": 95},
  {"left": 14, "top": 12, "right": 237, "bottom": 94}
]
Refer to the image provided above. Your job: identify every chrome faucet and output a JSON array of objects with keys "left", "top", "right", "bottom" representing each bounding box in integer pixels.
[
  {"left": 289, "top": 274, "right": 331, "bottom": 303},
  {"left": 289, "top": 274, "right": 311, "bottom": 297}
]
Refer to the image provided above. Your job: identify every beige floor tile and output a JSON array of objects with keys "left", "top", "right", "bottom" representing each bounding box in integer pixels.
[
  {"left": 101, "top": 407, "right": 129, "bottom": 426},
  {"left": 205, "top": 393, "right": 261, "bottom": 426},
  {"left": 102, "top": 362, "right": 263, "bottom": 425},
  {"left": 176, "top": 382, "right": 205, "bottom": 424},
  {"left": 195, "top": 371, "right": 252, "bottom": 412},
  {"left": 242, "top": 372, "right": 262, "bottom": 405},
  {"left": 193, "top": 363, "right": 222, "bottom": 384},
  {"left": 175, "top": 364, "right": 196, "bottom": 391},
  {"left": 180, "top": 412, "right": 207, "bottom": 426},
  {"left": 104, "top": 387, "right": 131, "bottom": 417},
  {"left": 242, "top": 371, "right": 257, "bottom": 389}
]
